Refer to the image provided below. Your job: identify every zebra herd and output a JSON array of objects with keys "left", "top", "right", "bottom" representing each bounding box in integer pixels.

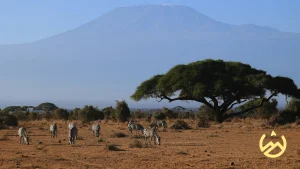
[
  {"left": 17, "top": 120, "right": 167, "bottom": 146},
  {"left": 128, "top": 120, "right": 167, "bottom": 145}
]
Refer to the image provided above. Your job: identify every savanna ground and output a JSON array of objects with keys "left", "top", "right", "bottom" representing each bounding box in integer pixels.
[{"left": 0, "top": 119, "right": 300, "bottom": 169}]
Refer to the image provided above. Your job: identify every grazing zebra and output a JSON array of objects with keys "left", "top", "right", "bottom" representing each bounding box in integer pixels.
[
  {"left": 69, "top": 125, "right": 78, "bottom": 145},
  {"left": 151, "top": 120, "right": 167, "bottom": 132},
  {"left": 92, "top": 123, "right": 100, "bottom": 137},
  {"left": 18, "top": 127, "right": 29, "bottom": 145},
  {"left": 128, "top": 121, "right": 144, "bottom": 134},
  {"left": 50, "top": 123, "right": 57, "bottom": 138},
  {"left": 143, "top": 127, "right": 161, "bottom": 145}
]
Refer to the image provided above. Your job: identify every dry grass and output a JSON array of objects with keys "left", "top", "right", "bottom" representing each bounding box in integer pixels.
[{"left": 0, "top": 120, "right": 299, "bottom": 169}]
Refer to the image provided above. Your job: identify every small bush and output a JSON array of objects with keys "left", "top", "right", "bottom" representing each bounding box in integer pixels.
[
  {"left": 170, "top": 120, "right": 192, "bottom": 130},
  {"left": 153, "top": 112, "right": 166, "bottom": 120},
  {"left": 129, "top": 140, "right": 144, "bottom": 148},
  {"left": 98, "top": 138, "right": 105, "bottom": 142},
  {"left": 107, "top": 144, "right": 123, "bottom": 151},
  {"left": 111, "top": 132, "right": 127, "bottom": 138},
  {"left": 268, "top": 114, "right": 285, "bottom": 126},
  {"left": 0, "top": 114, "right": 18, "bottom": 127},
  {"left": 176, "top": 150, "right": 188, "bottom": 155},
  {"left": 197, "top": 111, "right": 210, "bottom": 128}
]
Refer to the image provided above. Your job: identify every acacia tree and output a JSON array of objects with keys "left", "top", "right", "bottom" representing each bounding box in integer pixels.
[{"left": 131, "top": 59, "right": 300, "bottom": 123}]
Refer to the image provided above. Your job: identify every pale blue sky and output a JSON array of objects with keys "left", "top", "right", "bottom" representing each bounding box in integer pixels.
[{"left": 0, "top": 0, "right": 299, "bottom": 44}]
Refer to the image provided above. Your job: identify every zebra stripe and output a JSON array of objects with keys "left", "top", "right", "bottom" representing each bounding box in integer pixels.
[
  {"left": 143, "top": 127, "right": 161, "bottom": 145},
  {"left": 92, "top": 124, "right": 100, "bottom": 137},
  {"left": 50, "top": 123, "right": 57, "bottom": 138},
  {"left": 18, "top": 127, "right": 29, "bottom": 145}
]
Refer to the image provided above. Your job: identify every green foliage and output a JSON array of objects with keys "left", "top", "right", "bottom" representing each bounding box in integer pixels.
[
  {"left": 42, "top": 112, "right": 53, "bottom": 120},
  {"left": 197, "top": 108, "right": 211, "bottom": 128},
  {"left": 153, "top": 112, "right": 166, "bottom": 120},
  {"left": 36, "top": 102, "right": 58, "bottom": 112},
  {"left": 131, "top": 59, "right": 300, "bottom": 123},
  {"left": 102, "top": 106, "right": 115, "bottom": 121},
  {"left": 79, "top": 106, "right": 104, "bottom": 122},
  {"left": 0, "top": 113, "right": 18, "bottom": 127},
  {"left": 53, "top": 108, "right": 69, "bottom": 120},
  {"left": 197, "top": 105, "right": 215, "bottom": 121},
  {"left": 69, "top": 108, "right": 80, "bottom": 120},
  {"left": 236, "top": 99, "right": 278, "bottom": 119},
  {"left": 162, "top": 107, "right": 178, "bottom": 119},
  {"left": 29, "top": 112, "right": 38, "bottom": 121},
  {"left": 131, "top": 109, "right": 146, "bottom": 119},
  {"left": 11, "top": 111, "right": 29, "bottom": 121},
  {"left": 115, "top": 100, "right": 130, "bottom": 122},
  {"left": 2, "top": 106, "right": 22, "bottom": 113},
  {"left": 170, "top": 120, "right": 192, "bottom": 130}
]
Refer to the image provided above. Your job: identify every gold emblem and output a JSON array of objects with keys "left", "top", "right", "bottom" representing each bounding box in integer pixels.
[{"left": 259, "top": 131, "right": 287, "bottom": 158}]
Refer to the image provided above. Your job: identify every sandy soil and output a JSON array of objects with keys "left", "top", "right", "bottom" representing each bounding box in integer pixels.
[{"left": 0, "top": 119, "right": 300, "bottom": 169}]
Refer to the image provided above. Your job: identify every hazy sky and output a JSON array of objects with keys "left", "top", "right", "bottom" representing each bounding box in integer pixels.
[{"left": 0, "top": 0, "right": 299, "bottom": 44}]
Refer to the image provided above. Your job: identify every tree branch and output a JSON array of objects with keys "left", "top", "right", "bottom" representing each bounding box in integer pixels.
[
  {"left": 225, "top": 99, "right": 248, "bottom": 112},
  {"left": 223, "top": 92, "right": 278, "bottom": 119}
]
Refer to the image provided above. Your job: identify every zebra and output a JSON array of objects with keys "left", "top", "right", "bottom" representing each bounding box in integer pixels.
[
  {"left": 50, "top": 123, "right": 57, "bottom": 138},
  {"left": 92, "top": 123, "right": 100, "bottom": 137},
  {"left": 68, "top": 125, "right": 78, "bottom": 145},
  {"left": 143, "top": 127, "right": 161, "bottom": 145},
  {"left": 150, "top": 120, "right": 167, "bottom": 132},
  {"left": 68, "top": 122, "right": 76, "bottom": 129},
  {"left": 128, "top": 121, "right": 144, "bottom": 134},
  {"left": 18, "top": 127, "right": 29, "bottom": 145}
]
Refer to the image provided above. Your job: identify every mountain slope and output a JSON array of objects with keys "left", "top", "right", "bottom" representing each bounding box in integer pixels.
[{"left": 0, "top": 4, "right": 299, "bottom": 108}]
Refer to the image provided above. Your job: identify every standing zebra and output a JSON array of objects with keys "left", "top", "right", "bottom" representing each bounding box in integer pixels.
[
  {"left": 68, "top": 123, "right": 78, "bottom": 145},
  {"left": 143, "top": 127, "right": 161, "bottom": 145},
  {"left": 92, "top": 123, "right": 100, "bottom": 137},
  {"left": 50, "top": 123, "right": 57, "bottom": 138},
  {"left": 128, "top": 121, "right": 144, "bottom": 134},
  {"left": 18, "top": 127, "right": 29, "bottom": 145},
  {"left": 68, "top": 122, "right": 75, "bottom": 129},
  {"left": 150, "top": 120, "right": 167, "bottom": 132}
]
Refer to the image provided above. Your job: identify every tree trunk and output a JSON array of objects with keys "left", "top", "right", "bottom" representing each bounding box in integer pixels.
[{"left": 214, "top": 109, "right": 223, "bottom": 123}]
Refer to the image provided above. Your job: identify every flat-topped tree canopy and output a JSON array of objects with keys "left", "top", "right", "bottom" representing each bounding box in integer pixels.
[{"left": 131, "top": 59, "right": 300, "bottom": 123}]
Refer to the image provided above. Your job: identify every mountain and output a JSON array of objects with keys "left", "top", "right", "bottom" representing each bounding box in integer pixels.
[{"left": 0, "top": 4, "right": 299, "bottom": 109}]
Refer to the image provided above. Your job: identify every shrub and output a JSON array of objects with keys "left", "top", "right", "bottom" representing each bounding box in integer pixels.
[
  {"left": 29, "top": 112, "right": 39, "bottom": 121},
  {"left": 115, "top": 100, "right": 130, "bottom": 122},
  {"left": 131, "top": 109, "right": 146, "bottom": 119},
  {"left": 268, "top": 114, "right": 285, "bottom": 126},
  {"left": 111, "top": 132, "right": 127, "bottom": 138},
  {"left": 0, "top": 114, "right": 18, "bottom": 127},
  {"left": 11, "top": 111, "right": 29, "bottom": 121},
  {"left": 69, "top": 108, "right": 80, "bottom": 120},
  {"left": 129, "top": 140, "right": 144, "bottom": 148},
  {"left": 98, "top": 138, "right": 105, "bottom": 142},
  {"left": 53, "top": 108, "right": 69, "bottom": 120},
  {"left": 162, "top": 107, "right": 177, "bottom": 119},
  {"left": 153, "top": 112, "right": 166, "bottom": 120},
  {"left": 176, "top": 150, "right": 188, "bottom": 155},
  {"left": 79, "top": 105, "right": 104, "bottom": 122},
  {"left": 107, "top": 144, "right": 123, "bottom": 151},
  {"left": 197, "top": 105, "right": 215, "bottom": 121},
  {"left": 170, "top": 120, "right": 192, "bottom": 130},
  {"left": 197, "top": 111, "right": 210, "bottom": 128}
]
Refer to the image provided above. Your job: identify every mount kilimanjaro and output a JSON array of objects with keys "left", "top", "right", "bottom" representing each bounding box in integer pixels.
[{"left": 0, "top": 4, "right": 299, "bottom": 108}]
